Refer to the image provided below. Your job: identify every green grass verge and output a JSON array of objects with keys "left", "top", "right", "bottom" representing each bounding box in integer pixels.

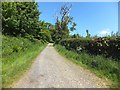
[
  {"left": 2, "top": 35, "right": 47, "bottom": 88},
  {"left": 54, "top": 44, "right": 119, "bottom": 88}
]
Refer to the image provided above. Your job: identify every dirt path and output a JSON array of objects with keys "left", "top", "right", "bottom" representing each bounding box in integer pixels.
[{"left": 12, "top": 43, "right": 109, "bottom": 88}]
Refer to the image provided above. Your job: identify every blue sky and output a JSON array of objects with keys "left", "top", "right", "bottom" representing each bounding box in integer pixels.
[{"left": 37, "top": 2, "right": 118, "bottom": 37}]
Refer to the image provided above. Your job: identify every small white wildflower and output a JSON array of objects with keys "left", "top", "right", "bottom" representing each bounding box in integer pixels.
[{"left": 77, "top": 46, "right": 82, "bottom": 51}]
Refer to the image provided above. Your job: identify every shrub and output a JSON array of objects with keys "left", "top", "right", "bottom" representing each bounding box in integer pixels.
[{"left": 59, "top": 36, "right": 120, "bottom": 60}]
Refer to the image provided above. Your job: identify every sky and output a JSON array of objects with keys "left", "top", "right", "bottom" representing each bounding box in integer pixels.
[
  {"left": 36, "top": 0, "right": 119, "bottom": 2},
  {"left": 37, "top": 2, "right": 118, "bottom": 37}
]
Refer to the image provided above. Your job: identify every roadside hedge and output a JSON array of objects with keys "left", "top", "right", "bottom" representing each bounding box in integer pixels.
[{"left": 59, "top": 37, "right": 120, "bottom": 60}]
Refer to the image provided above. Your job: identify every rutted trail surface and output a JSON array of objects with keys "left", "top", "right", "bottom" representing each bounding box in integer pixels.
[{"left": 13, "top": 43, "right": 109, "bottom": 88}]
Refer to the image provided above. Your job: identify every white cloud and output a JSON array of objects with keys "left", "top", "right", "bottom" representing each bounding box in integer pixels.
[{"left": 99, "top": 28, "right": 111, "bottom": 36}]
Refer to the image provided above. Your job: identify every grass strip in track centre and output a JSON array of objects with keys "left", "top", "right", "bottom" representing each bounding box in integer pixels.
[{"left": 54, "top": 44, "right": 119, "bottom": 88}]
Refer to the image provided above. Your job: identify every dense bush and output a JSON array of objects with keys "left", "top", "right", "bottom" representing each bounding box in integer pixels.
[{"left": 59, "top": 37, "right": 120, "bottom": 60}]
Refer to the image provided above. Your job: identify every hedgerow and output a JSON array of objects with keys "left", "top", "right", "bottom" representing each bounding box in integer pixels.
[{"left": 59, "top": 37, "right": 120, "bottom": 60}]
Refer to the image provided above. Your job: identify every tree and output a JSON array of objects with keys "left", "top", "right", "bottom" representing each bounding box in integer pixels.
[
  {"left": 2, "top": 2, "right": 40, "bottom": 38},
  {"left": 54, "top": 3, "right": 76, "bottom": 43},
  {"left": 71, "top": 33, "right": 81, "bottom": 38},
  {"left": 86, "top": 29, "right": 91, "bottom": 38},
  {"left": 35, "top": 21, "right": 53, "bottom": 42},
  {"left": 2, "top": 2, "right": 18, "bottom": 36}
]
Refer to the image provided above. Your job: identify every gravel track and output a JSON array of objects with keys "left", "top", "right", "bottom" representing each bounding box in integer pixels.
[{"left": 12, "top": 43, "right": 109, "bottom": 88}]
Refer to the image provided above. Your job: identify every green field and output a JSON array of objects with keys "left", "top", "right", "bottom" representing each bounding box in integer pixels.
[{"left": 2, "top": 35, "right": 47, "bottom": 88}]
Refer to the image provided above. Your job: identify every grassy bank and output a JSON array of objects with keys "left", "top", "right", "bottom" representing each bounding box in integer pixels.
[
  {"left": 55, "top": 44, "right": 119, "bottom": 88},
  {"left": 2, "top": 35, "right": 47, "bottom": 88}
]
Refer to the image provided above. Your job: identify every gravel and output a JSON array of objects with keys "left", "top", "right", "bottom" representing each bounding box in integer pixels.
[{"left": 12, "top": 43, "right": 109, "bottom": 88}]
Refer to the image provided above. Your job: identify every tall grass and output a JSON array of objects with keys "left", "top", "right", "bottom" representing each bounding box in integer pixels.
[
  {"left": 55, "top": 44, "right": 119, "bottom": 88},
  {"left": 2, "top": 35, "right": 47, "bottom": 88}
]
